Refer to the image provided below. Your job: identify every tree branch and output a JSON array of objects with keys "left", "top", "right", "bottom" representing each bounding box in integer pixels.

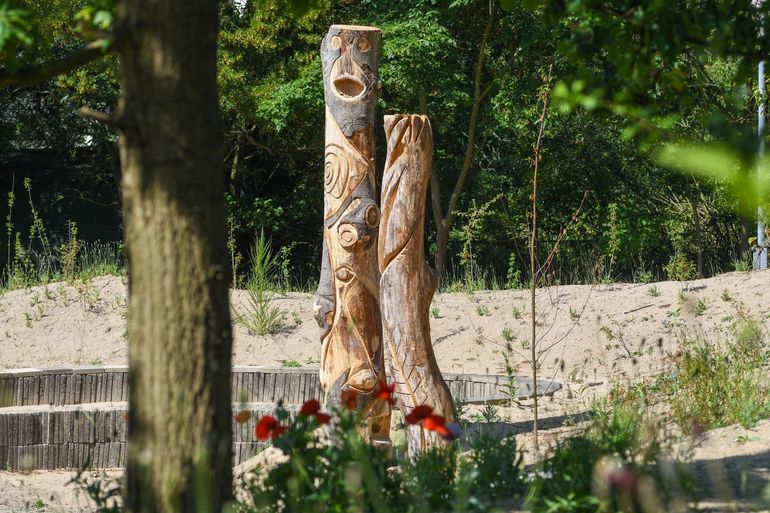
[
  {"left": 79, "top": 106, "right": 124, "bottom": 129},
  {"left": 444, "top": 2, "right": 497, "bottom": 232},
  {"left": 0, "top": 39, "right": 114, "bottom": 88}
]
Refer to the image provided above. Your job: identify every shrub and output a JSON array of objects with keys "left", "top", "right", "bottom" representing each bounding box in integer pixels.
[
  {"left": 526, "top": 402, "right": 680, "bottom": 513},
  {"left": 239, "top": 393, "right": 525, "bottom": 513},
  {"left": 236, "top": 231, "right": 286, "bottom": 335},
  {"left": 663, "top": 320, "right": 770, "bottom": 432},
  {"left": 664, "top": 253, "right": 697, "bottom": 281}
]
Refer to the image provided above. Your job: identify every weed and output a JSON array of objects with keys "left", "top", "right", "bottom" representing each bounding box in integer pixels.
[
  {"left": 472, "top": 404, "right": 501, "bottom": 423},
  {"left": 227, "top": 213, "right": 243, "bottom": 289},
  {"left": 647, "top": 285, "right": 660, "bottom": 297},
  {"left": 59, "top": 221, "right": 81, "bottom": 281},
  {"left": 431, "top": 305, "right": 441, "bottom": 319},
  {"left": 569, "top": 307, "right": 581, "bottom": 321},
  {"left": 677, "top": 290, "right": 687, "bottom": 304},
  {"left": 663, "top": 320, "right": 770, "bottom": 433},
  {"left": 501, "top": 326, "right": 514, "bottom": 342},
  {"left": 282, "top": 359, "right": 301, "bottom": 368},
  {"left": 665, "top": 252, "right": 697, "bottom": 281},
  {"left": 636, "top": 270, "right": 654, "bottom": 283},
  {"left": 291, "top": 311, "right": 302, "bottom": 326},
  {"left": 721, "top": 289, "right": 732, "bottom": 302},
  {"left": 476, "top": 304, "right": 490, "bottom": 317},
  {"left": 501, "top": 351, "right": 521, "bottom": 407},
  {"left": 512, "top": 305, "right": 522, "bottom": 319},
  {"left": 24, "top": 311, "right": 31, "bottom": 328},
  {"left": 694, "top": 298, "right": 707, "bottom": 316},
  {"left": 732, "top": 258, "right": 750, "bottom": 272},
  {"left": 600, "top": 326, "right": 615, "bottom": 340},
  {"left": 235, "top": 231, "right": 286, "bottom": 336}
]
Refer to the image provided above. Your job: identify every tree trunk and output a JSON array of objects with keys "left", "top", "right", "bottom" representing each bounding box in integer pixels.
[
  {"left": 380, "top": 114, "right": 455, "bottom": 455},
  {"left": 314, "top": 25, "right": 389, "bottom": 442},
  {"left": 429, "top": 5, "right": 497, "bottom": 284},
  {"left": 691, "top": 190, "right": 704, "bottom": 277},
  {"left": 117, "top": 1, "right": 233, "bottom": 511}
]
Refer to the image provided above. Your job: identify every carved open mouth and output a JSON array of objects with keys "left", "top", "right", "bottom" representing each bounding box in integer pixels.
[{"left": 333, "top": 75, "right": 365, "bottom": 99}]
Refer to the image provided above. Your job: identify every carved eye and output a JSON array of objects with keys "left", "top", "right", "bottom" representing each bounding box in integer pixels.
[
  {"left": 358, "top": 36, "right": 370, "bottom": 53},
  {"left": 331, "top": 35, "right": 341, "bottom": 50},
  {"left": 364, "top": 204, "right": 380, "bottom": 228},
  {"left": 335, "top": 266, "right": 354, "bottom": 283},
  {"left": 338, "top": 223, "right": 359, "bottom": 248}
]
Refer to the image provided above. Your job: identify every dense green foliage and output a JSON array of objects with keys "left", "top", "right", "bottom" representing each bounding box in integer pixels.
[{"left": 2, "top": 0, "right": 768, "bottom": 288}]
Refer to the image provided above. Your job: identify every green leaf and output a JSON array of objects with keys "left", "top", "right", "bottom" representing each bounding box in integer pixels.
[
  {"left": 500, "top": 0, "right": 518, "bottom": 11},
  {"left": 520, "top": 0, "right": 542, "bottom": 12}
]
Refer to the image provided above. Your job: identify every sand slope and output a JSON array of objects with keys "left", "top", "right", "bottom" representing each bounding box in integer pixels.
[{"left": 1, "top": 271, "right": 767, "bottom": 384}]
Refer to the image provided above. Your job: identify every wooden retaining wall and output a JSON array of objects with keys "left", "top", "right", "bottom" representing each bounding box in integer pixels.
[
  {"left": 0, "top": 365, "right": 558, "bottom": 408},
  {"left": 0, "top": 365, "right": 560, "bottom": 471}
]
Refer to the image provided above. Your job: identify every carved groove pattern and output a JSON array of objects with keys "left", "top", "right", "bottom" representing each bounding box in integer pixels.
[{"left": 379, "top": 114, "right": 455, "bottom": 454}]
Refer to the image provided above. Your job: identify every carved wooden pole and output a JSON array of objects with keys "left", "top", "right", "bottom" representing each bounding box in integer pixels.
[
  {"left": 379, "top": 114, "right": 455, "bottom": 454},
  {"left": 314, "top": 25, "right": 389, "bottom": 442}
]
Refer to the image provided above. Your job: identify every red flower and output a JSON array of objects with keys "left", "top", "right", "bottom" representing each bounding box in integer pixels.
[
  {"left": 405, "top": 407, "right": 462, "bottom": 441},
  {"left": 374, "top": 380, "right": 396, "bottom": 406},
  {"left": 423, "top": 414, "right": 446, "bottom": 432},
  {"left": 234, "top": 410, "right": 252, "bottom": 424},
  {"left": 255, "top": 415, "right": 286, "bottom": 441},
  {"left": 340, "top": 389, "right": 359, "bottom": 410},
  {"left": 300, "top": 399, "right": 321, "bottom": 416},
  {"left": 423, "top": 415, "right": 461, "bottom": 440},
  {"left": 315, "top": 412, "right": 332, "bottom": 425},
  {"left": 300, "top": 399, "right": 331, "bottom": 424},
  {"left": 405, "top": 405, "right": 433, "bottom": 425}
]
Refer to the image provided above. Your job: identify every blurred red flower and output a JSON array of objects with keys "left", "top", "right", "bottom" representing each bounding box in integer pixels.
[
  {"left": 256, "top": 415, "right": 286, "bottom": 441},
  {"left": 340, "top": 389, "right": 358, "bottom": 410},
  {"left": 374, "top": 380, "right": 396, "bottom": 405},
  {"left": 300, "top": 399, "right": 321, "bottom": 416},
  {"left": 405, "top": 405, "right": 433, "bottom": 425},
  {"left": 300, "top": 399, "right": 331, "bottom": 424}
]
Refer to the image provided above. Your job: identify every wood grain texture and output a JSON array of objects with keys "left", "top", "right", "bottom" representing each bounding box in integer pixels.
[
  {"left": 315, "top": 25, "right": 390, "bottom": 442},
  {"left": 379, "top": 114, "right": 455, "bottom": 454}
]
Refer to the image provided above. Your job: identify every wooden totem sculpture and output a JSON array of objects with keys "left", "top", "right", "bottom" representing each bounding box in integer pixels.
[
  {"left": 315, "top": 25, "right": 390, "bottom": 441},
  {"left": 379, "top": 114, "right": 456, "bottom": 454}
]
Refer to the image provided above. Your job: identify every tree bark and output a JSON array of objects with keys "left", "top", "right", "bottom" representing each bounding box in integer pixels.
[
  {"left": 314, "top": 25, "right": 389, "bottom": 442},
  {"left": 380, "top": 114, "right": 455, "bottom": 455},
  {"left": 691, "top": 189, "right": 704, "bottom": 277},
  {"left": 430, "top": 4, "right": 497, "bottom": 284},
  {"left": 117, "top": 1, "right": 233, "bottom": 511}
]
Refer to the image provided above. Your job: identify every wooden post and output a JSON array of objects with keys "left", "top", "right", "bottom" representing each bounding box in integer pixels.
[
  {"left": 314, "top": 25, "right": 389, "bottom": 442},
  {"left": 379, "top": 114, "right": 455, "bottom": 454}
]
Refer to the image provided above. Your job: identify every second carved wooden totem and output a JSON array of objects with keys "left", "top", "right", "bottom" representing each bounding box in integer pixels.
[{"left": 315, "top": 24, "right": 455, "bottom": 452}]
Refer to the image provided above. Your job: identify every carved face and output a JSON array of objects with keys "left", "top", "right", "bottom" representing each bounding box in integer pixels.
[{"left": 321, "top": 27, "right": 382, "bottom": 137}]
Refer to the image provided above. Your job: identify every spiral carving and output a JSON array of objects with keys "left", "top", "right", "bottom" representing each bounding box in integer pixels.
[{"left": 324, "top": 144, "right": 350, "bottom": 199}]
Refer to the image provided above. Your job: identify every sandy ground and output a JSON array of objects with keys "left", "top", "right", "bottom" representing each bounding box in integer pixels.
[{"left": 0, "top": 270, "right": 769, "bottom": 511}]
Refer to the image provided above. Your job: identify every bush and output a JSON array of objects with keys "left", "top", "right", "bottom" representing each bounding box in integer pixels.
[
  {"left": 238, "top": 398, "right": 525, "bottom": 513},
  {"left": 526, "top": 402, "right": 685, "bottom": 513},
  {"left": 236, "top": 231, "right": 286, "bottom": 335},
  {"left": 663, "top": 320, "right": 770, "bottom": 432},
  {"left": 664, "top": 252, "right": 697, "bottom": 281}
]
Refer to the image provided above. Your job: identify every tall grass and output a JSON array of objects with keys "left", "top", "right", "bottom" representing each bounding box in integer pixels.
[{"left": 234, "top": 231, "right": 286, "bottom": 335}]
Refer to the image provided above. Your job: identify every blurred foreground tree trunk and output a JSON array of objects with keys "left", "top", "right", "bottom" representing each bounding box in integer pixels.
[{"left": 117, "top": 0, "right": 234, "bottom": 511}]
